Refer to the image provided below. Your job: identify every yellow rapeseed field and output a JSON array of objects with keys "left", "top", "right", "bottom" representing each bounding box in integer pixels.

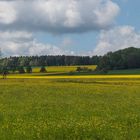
[
  {"left": 0, "top": 78, "right": 140, "bottom": 139},
  {"left": 32, "top": 65, "right": 97, "bottom": 73},
  {"left": 1, "top": 74, "right": 140, "bottom": 79}
]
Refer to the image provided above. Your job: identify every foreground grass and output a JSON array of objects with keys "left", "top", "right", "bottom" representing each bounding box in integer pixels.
[{"left": 0, "top": 78, "right": 140, "bottom": 139}]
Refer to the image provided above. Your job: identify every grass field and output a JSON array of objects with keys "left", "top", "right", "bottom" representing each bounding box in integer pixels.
[
  {"left": 108, "top": 69, "right": 140, "bottom": 75},
  {"left": 0, "top": 77, "right": 140, "bottom": 140}
]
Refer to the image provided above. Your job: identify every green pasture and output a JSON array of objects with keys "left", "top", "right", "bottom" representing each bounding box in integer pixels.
[
  {"left": 108, "top": 69, "right": 140, "bottom": 75},
  {"left": 0, "top": 78, "right": 140, "bottom": 139}
]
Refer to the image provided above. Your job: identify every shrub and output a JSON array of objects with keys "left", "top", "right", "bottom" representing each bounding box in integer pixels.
[
  {"left": 76, "top": 67, "right": 82, "bottom": 72},
  {"left": 1, "top": 67, "right": 9, "bottom": 74},
  {"left": 26, "top": 66, "right": 32, "bottom": 73},
  {"left": 99, "top": 68, "right": 109, "bottom": 74},
  {"left": 69, "top": 71, "right": 74, "bottom": 75},
  {"left": 76, "top": 67, "right": 92, "bottom": 72},
  {"left": 11, "top": 67, "right": 17, "bottom": 73},
  {"left": 40, "top": 66, "right": 47, "bottom": 73},
  {"left": 18, "top": 66, "right": 25, "bottom": 74}
]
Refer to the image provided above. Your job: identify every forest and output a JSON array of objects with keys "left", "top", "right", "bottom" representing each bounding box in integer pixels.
[{"left": 0, "top": 47, "right": 140, "bottom": 71}]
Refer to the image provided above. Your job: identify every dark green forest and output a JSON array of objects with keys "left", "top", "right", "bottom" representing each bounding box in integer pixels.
[
  {"left": 98, "top": 47, "right": 140, "bottom": 70},
  {"left": 0, "top": 47, "right": 140, "bottom": 71},
  {"left": 0, "top": 55, "right": 100, "bottom": 67}
]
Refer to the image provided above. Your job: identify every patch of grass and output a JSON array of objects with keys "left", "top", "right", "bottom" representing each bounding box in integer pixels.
[
  {"left": 108, "top": 69, "right": 140, "bottom": 75},
  {"left": 0, "top": 78, "right": 140, "bottom": 139}
]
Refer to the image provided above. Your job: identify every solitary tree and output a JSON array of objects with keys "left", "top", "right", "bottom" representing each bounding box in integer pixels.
[
  {"left": 40, "top": 66, "right": 47, "bottom": 73},
  {"left": 26, "top": 66, "right": 32, "bottom": 73},
  {"left": 0, "top": 48, "right": 2, "bottom": 58},
  {"left": 2, "top": 67, "right": 8, "bottom": 79},
  {"left": 18, "top": 66, "right": 25, "bottom": 74},
  {"left": 0, "top": 49, "right": 2, "bottom": 74}
]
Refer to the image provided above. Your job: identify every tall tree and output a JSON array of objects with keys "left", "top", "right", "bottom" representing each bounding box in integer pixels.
[{"left": 0, "top": 48, "right": 2, "bottom": 58}]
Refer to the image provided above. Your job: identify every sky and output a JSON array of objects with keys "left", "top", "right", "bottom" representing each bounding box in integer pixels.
[{"left": 0, "top": 0, "right": 140, "bottom": 56}]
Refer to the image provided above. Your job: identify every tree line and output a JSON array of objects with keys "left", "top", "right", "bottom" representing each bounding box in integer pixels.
[
  {"left": 0, "top": 55, "right": 100, "bottom": 68},
  {"left": 97, "top": 47, "right": 140, "bottom": 71},
  {"left": 0, "top": 47, "right": 140, "bottom": 73}
]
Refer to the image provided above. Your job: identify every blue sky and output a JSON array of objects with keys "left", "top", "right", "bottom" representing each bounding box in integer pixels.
[
  {"left": 36, "top": 0, "right": 140, "bottom": 54},
  {"left": 0, "top": 0, "right": 140, "bottom": 56},
  {"left": 115, "top": 0, "right": 140, "bottom": 28}
]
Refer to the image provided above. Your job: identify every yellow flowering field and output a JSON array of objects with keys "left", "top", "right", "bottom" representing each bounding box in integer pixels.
[
  {"left": 1, "top": 74, "right": 140, "bottom": 79},
  {"left": 0, "top": 77, "right": 140, "bottom": 139},
  {"left": 32, "top": 65, "right": 97, "bottom": 73}
]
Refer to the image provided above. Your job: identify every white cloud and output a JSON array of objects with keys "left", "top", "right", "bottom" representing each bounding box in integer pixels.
[
  {"left": 93, "top": 26, "right": 140, "bottom": 55},
  {"left": 28, "top": 41, "right": 72, "bottom": 56},
  {"left": 2, "top": 26, "right": 140, "bottom": 57},
  {"left": 0, "top": 1, "right": 16, "bottom": 24},
  {"left": 0, "top": 0, "right": 119, "bottom": 33},
  {"left": 0, "top": 0, "right": 120, "bottom": 56},
  {"left": 0, "top": 31, "right": 73, "bottom": 56},
  {"left": 0, "top": 31, "right": 32, "bottom": 39}
]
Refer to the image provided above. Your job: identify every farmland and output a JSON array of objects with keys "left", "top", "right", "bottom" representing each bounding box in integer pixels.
[
  {"left": 0, "top": 76, "right": 140, "bottom": 139},
  {"left": 0, "top": 0, "right": 140, "bottom": 139},
  {"left": 32, "top": 65, "right": 97, "bottom": 73},
  {"left": 0, "top": 64, "right": 140, "bottom": 140},
  {"left": 108, "top": 69, "right": 140, "bottom": 75}
]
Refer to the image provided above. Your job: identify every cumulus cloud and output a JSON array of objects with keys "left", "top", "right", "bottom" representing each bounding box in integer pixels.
[
  {"left": 0, "top": 0, "right": 119, "bottom": 33},
  {"left": 0, "top": 0, "right": 122, "bottom": 56},
  {"left": 0, "top": 31, "right": 73, "bottom": 56},
  {"left": 0, "top": 1, "right": 16, "bottom": 24},
  {"left": 93, "top": 26, "right": 140, "bottom": 55}
]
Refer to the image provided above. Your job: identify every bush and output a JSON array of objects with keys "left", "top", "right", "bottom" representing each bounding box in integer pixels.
[
  {"left": 18, "top": 66, "right": 25, "bottom": 74},
  {"left": 99, "top": 68, "right": 109, "bottom": 74},
  {"left": 76, "top": 67, "right": 92, "bottom": 72},
  {"left": 0, "top": 67, "right": 9, "bottom": 74},
  {"left": 69, "top": 71, "right": 74, "bottom": 75},
  {"left": 76, "top": 67, "right": 82, "bottom": 72},
  {"left": 40, "top": 66, "right": 47, "bottom": 73},
  {"left": 0, "top": 67, "right": 3, "bottom": 74},
  {"left": 11, "top": 67, "right": 17, "bottom": 73},
  {"left": 26, "top": 66, "right": 32, "bottom": 73}
]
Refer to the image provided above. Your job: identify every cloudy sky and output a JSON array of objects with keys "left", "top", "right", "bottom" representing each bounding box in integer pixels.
[{"left": 0, "top": 0, "right": 140, "bottom": 56}]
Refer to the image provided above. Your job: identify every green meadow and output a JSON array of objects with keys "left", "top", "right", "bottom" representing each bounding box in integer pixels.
[
  {"left": 0, "top": 78, "right": 140, "bottom": 140},
  {"left": 108, "top": 69, "right": 140, "bottom": 75}
]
